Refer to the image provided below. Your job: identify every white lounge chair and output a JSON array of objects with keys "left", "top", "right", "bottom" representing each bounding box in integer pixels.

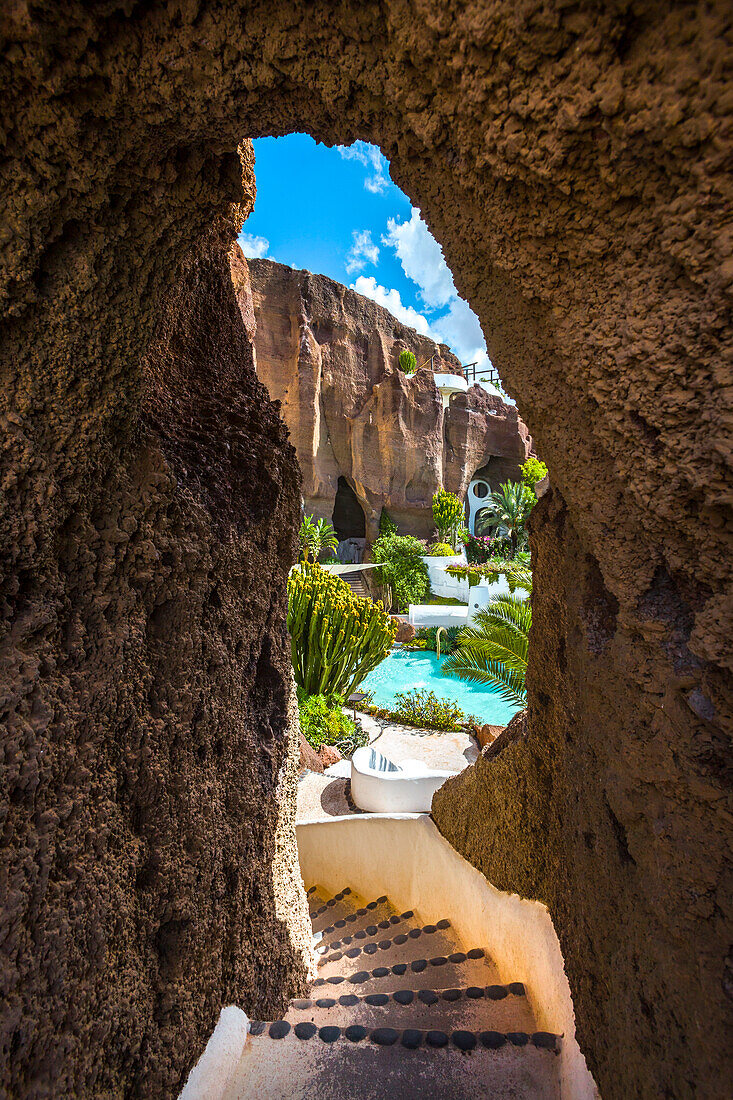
[{"left": 349, "top": 746, "right": 458, "bottom": 814}]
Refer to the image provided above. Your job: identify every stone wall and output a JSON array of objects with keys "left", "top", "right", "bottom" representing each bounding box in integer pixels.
[
  {"left": 1, "top": 3, "right": 730, "bottom": 1098},
  {"left": 245, "top": 257, "right": 533, "bottom": 538},
  {"left": 0, "top": 150, "right": 311, "bottom": 1096}
]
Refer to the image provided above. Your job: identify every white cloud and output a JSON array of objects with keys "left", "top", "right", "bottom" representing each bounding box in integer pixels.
[
  {"left": 239, "top": 233, "right": 270, "bottom": 259},
  {"left": 336, "top": 141, "right": 390, "bottom": 194},
  {"left": 352, "top": 276, "right": 436, "bottom": 339},
  {"left": 345, "top": 229, "right": 380, "bottom": 275},
  {"left": 382, "top": 208, "right": 456, "bottom": 308}
]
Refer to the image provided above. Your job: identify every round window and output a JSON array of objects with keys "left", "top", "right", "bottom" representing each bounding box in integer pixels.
[{"left": 472, "top": 480, "right": 489, "bottom": 499}]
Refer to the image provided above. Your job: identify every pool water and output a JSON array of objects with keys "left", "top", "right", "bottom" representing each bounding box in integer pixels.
[{"left": 361, "top": 647, "right": 520, "bottom": 727}]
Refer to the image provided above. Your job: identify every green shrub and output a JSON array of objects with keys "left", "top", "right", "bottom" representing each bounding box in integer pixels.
[
  {"left": 432, "top": 489, "right": 464, "bottom": 544},
  {"left": 296, "top": 689, "right": 368, "bottom": 758},
  {"left": 287, "top": 563, "right": 396, "bottom": 697},
  {"left": 419, "top": 625, "right": 461, "bottom": 655},
  {"left": 392, "top": 688, "right": 464, "bottom": 731},
  {"left": 372, "top": 533, "right": 429, "bottom": 611},
  {"left": 427, "top": 542, "right": 455, "bottom": 556},
  {"left": 298, "top": 514, "right": 339, "bottom": 562},
  {"left": 379, "top": 508, "right": 398, "bottom": 537},
  {"left": 398, "top": 348, "right": 417, "bottom": 374},
  {"left": 520, "top": 457, "right": 548, "bottom": 490}
]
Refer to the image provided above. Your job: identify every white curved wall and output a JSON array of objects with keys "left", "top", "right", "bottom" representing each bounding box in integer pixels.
[{"left": 298, "top": 814, "right": 599, "bottom": 1100}]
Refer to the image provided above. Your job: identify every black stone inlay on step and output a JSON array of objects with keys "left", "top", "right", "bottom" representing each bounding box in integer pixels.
[
  {"left": 508, "top": 982, "right": 526, "bottom": 996},
  {"left": 349, "top": 971, "right": 370, "bottom": 984},
  {"left": 466, "top": 948, "right": 485, "bottom": 959},
  {"left": 480, "top": 1031, "right": 506, "bottom": 1049},
  {"left": 419, "top": 990, "right": 439, "bottom": 1005},
  {"left": 269, "top": 1021, "right": 290, "bottom": 1039},
  {"left": 429, "top": 956, "right": 448, "bottom": 966},
  {"left": 294, "top": 1022, "right": 317, "bottom": 1040},
  {"left": 449, "top": 952, "right": 466, "bottom": 963},
  {"left": 533, "top": 1032, "right": 559, "bottom": 1050},
  {"left": 327, "top": 975, "right": 345, "bottom": 984},
  {"left": 319, "top": 1026, "right": 341, "bottom": 1043},
  {"left": 394, "top": 989, "right": 414, "bottom": 1005},
  {"left": 249, "top": 1021, "right": 266, "bottom": 1036},
  {"left": 426, "top": 1030, "right": 449, "bottom": 1048},
  {"left": 402, "top": 1028, "right": 422, "bottom": 1049},
  {"left": 315, "top": 997, "right": 336, "bottom": 1008},
  {"left": 292, "top": 999, "right": 311, "bottom": 1009},
  {"left": 374, "top": 967, "right": 390, "bottom": 978},
  {"left": 452, "top": 1030, "right": 477, "bottom": 1051},
  {"left": 391, "top": 964, "right": 407, "bottom": 976},
  {"left": 436, "top": 919, "right": 450, "bottom": 929},
  {"left": 410, "top": 959, "right": 428, "bottom": 972},
  {"left": 408, "top": 928, "right": 422, "bottom": 939},
  {"left": 345, "top": 1025, "right": 367, "bottom": 1042},
  {"left": 365, "top": 993, "right": 389, "bottom": 1006},
  {"left": 371, "top": 1028, "right": 399, "bottom": 1046},
  {"left": 442, "top": 989, "right": 461, "bottom": 1002},
  {"left": 486, "top": 985, "right": 508, "bottom": 1000},
  {"left": 339, "top": 994, "right": 359, "bottom": 1007},
  {"left": 467, "top": 987, "right": 484, "bottom": 999},
  {"left": 507, "top": 1032, "right": 530, "bottom": 1046}
]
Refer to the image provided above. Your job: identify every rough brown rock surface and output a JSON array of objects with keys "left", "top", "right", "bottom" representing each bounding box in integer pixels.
[
  {"left": 246, "top": 257, "right": 533, "bottom": 538},
  {"left": 1, "top": 4, "right": 731, "bottom": 1100},
  {"left": 0, "top": 150, "right": 311, "bottom": 1097}
]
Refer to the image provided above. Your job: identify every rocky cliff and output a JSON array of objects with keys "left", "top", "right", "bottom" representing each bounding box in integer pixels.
[{"left": 240, "top": 257, "right": 533, "bottom": 539}]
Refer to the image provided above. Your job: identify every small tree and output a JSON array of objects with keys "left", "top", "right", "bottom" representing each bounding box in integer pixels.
[
  {"left": 520, "top": 457, "right": 548, "bottom": 491},
  {"left": 432, "top": 489, "right": 464, "bottom": 548},
  {"left": 476, "top": 482, "right": 535, "bottom": 558},
  {"left": 298, "top": 515, "right": 339, "bottom": 562},
  {"left": 372, "top": 533, "right": 429, "bottom": 611},
  {"left": 398, "top": 349, "right": 417, "bottom": 374}
]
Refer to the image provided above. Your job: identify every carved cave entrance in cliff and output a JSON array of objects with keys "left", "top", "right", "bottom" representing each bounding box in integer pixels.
[{"left": 332, "top": 476, "right": 367, "bottom": 562}]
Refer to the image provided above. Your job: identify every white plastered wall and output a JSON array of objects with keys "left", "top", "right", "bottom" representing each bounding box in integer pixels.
[{"left": 297, "top": 814, "right": 599, "bottom": 1100}]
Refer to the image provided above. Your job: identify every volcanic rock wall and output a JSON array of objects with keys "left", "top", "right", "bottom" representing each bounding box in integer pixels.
[
  {"left": 0, "top": 148, "right": 311, "bottom": 1097},
  {"left": 1, "top": 3, "right": 731, "bottom": 1099},
  {"left": 244, "top": 257, "right": 533, "bottom": 538}
]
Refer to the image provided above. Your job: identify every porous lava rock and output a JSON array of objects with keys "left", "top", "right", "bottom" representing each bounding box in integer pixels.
[
  {"left": 246, "top": 257, "right": 533, "bottom": 537},
  {"left": 0, "top": 148, "right": 311, "bottom": 1097},
  {"left": 1, "top": 4, "right": 731, "bottom": 1100}
]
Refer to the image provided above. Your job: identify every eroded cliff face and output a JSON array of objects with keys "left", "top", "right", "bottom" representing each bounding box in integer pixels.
[
  {"left": 244, "top": 257, "right": 532, "bottom": 537},
  {"left": 0, "top": 152, "right": 311, "bottom": 1098},
  {"left": 1, "top": 4, "right": 731, "bottom": 1099}
]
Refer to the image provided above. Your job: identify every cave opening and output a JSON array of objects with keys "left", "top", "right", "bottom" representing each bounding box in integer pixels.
[
  {"left": 2, "top": 11, "right": 727, "bottom": 1100},
  {"left": 331, "top": 475, "right": 366, "bottom": 541}
]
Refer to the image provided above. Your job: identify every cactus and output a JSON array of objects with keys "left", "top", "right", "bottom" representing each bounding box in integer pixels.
[
  {"left": 432, "top": 489, "right": 464, "bottom": 544},
  {"left": 287, "top": 563, "right": 397, "bottom": 698},
  {"left": 399, "top": 348, "right": 417, "bottom": 374}
]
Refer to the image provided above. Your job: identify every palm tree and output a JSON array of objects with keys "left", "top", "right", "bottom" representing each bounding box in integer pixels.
[
  {"left": 298, "top": 515, "right": 339, "bottom": 562},
  {"left": 476, "top": 481, "right": 535, "bottom": 558},
  {"left": 442, "top": 593, "right": 530, "bottom": 706}
]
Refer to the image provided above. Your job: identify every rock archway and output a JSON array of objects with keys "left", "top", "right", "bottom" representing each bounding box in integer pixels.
[{"left": 1, "top": 3, "right": 730, "bottom": 1098}]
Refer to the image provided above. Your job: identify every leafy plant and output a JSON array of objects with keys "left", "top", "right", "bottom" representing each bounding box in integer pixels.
[
  {"left": 287, "top": 563, "right": 396, "bottom": 697},
  {"left": 463, "top": 532, "right": 499, "bottom": 564},
  {"left": 421, "top": 625, "right": 461, "bottom": 655},
  {"left": 296, "top": 688, "right": 369, "bottom": 758},
  {"left": 443, "top": 593, "right": 531, "bottom": 706},
  {"left": 392, "top": 688, "right": 465, "bottom": 731},
  {"left": 446, "top": 560, "right": 533, "bottom": 593},
  {"left": 398, "top": 348, "right": 417, "bottom": 374},
  {"left": 432, "top": 489, "right": 464, "bottom": 544},
  {"left": 379, "top": 508, "right": 398, "bottom": 537},
  {"left": 298, "top": 514, "right": 339, "bottom": 562},
  {"left": 427, "top": 542, "right": 456, "bottom": 556},
  {"left": 372, "top": 533, "right": 429, "bottom": 611},
  {"left": 475, "top": 481, "right": 536, "bottom": 557},
  {"left": 520, "top": 457, "right": 548, "bottom": 490}
]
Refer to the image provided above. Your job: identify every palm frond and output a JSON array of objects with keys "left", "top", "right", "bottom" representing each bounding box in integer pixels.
[{"left": 442, "top": 591, "right": 531, "bottom": 706}]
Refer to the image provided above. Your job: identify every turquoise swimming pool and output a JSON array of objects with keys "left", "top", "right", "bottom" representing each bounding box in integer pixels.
[{"left": 360, "top": 647, "right": 520, "bottom": 727}]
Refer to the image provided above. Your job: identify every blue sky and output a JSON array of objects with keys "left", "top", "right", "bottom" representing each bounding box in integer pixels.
[{"left": 238, "top": 134, "right": 495, "bottom": 379}]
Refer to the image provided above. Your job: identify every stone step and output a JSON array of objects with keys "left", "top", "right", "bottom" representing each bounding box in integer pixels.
[
  {"left": 315, "top": 909, "right": 416, "bottom": 954},
  {"left": 315, "top": 920, "right": 454, "bottom": 970},
  {"left": 312, "top": 895, "right": 394, "bottom": 938},
  {"left": 224, "top": 1031, "right": 561, "bottom": 1100},
  {"left": 284, "top": 982, "right": 537, "bottom": 1033}
]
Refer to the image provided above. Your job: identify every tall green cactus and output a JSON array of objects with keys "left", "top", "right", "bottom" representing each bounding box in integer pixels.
[
  {"left": 287, "top": 563, "right": 397, "bottom": 698},
  {"left": 399, "top": 348, "right": 417, "bottom": 374},
  {"left": 432, "top": 488, "right": 464, "bottom": 544}
]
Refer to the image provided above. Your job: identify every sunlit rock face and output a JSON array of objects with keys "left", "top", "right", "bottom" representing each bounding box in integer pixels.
[
  {"left": 0, "top": 3, "right": 730, "bottom": 1098},
  {"left": 243, "top": 256, "right": 533, "bottom": 538}
]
